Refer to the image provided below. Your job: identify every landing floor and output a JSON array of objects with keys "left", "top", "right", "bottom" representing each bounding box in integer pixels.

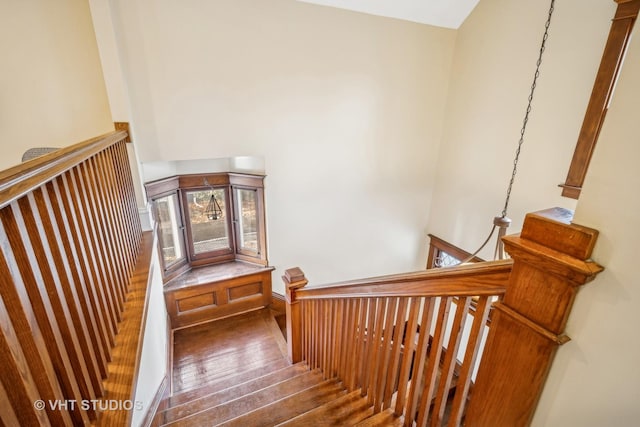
[{"left": 171, "top": 308, "right": 288, "bottom": 394}]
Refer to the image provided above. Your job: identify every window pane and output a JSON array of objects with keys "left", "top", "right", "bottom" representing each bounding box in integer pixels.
[
  {"left": 155, "top": 194, "right": 184, "bottom": 266},
  {"left": 236, "top": 189, "right": 258, "bottom": 253},
  {"left": 434, "top": 250, "right": 460, "bottom": 268},
  {"left": 186, "top": 189, "right": 230, "bottom": 254}
]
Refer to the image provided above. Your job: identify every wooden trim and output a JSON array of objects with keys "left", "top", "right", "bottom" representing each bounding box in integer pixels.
[
  {"left": 464, "top": 208, "right": 603, "bottom": 426},
  {"left": 270, "top": 292, "right": 286, "bottom": 313},
  {"left": 98, "top": 231, "right": 154, "bottom": 427},
  {"left": 426, "top": 234, "right": 483, "bottom": 268},
  {"left": 168, "top": 314, "right": 175, "bottom": 395},
  {"left": 295, "top": 259, "right": 512, "bottom": 300},
  {"left": 144, "top": 177, "right": 180, "bottom": 200},
  {"left": 139, "top": 375, "right": 169, "bottom": 427},
  {"left": 561, "top": 0, "right": 639, "bottom": 198},
  {"left": 179, "top": 173, "right": 230, "bottom": 188},
  {"left": 114, "top": 122, "right": 131, "bottom": 143},
  {"left": 0, "top": 130, "right": 128, "bottom": 209},
  {"left": 283, "top": 268, "right": 308, "bottom": 363}
]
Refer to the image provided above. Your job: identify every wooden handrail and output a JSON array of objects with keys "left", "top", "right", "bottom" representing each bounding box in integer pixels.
[
  {"left": 0, "top": 130, "right": 128, "bottom": 209},
  {"left": 294, "top": 259, "right": 512, "bottom": 299},
  {"left": 0, "top": 130, "right": 143, "bottom": 426}
]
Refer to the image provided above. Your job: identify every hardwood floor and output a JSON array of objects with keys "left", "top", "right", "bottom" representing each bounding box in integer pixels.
[{"left": 172, "top": 308, "right": 288, "bottom": 394}]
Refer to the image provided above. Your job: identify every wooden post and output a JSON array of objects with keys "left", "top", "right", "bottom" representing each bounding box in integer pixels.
[
  {"left": 465, "top": 207, "right": 604, "bottom": 426},
  {"left": 283, "top": 267, "right": 308, "bottom": 363},
  {"left": 561, "top": 0, "right": 639, "bottom": 198}
]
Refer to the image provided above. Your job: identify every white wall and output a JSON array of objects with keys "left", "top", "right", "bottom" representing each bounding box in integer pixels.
[
  {"left": 0, "top": 0, "right": 113, "bottom": 170},
  {"left": 131, "top": 243, "right": 169, "bottom": 427},
  {"left": 532, "top": 24, "right": 640, "bottom": 427},
  {"left": 107, "top": 0, "right": 457, "bottom": 291},
  {"left": 426, "top": 0, "right": 615, "bottom": 257}
]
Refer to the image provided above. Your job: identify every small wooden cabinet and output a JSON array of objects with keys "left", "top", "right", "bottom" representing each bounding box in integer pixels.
[{"left": 164, "top": 261, "right": 274, "bottom": 329}]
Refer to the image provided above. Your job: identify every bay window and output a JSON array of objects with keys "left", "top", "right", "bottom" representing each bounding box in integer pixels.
[{"left": 145, "top": 173, "right": 268, "bottom": 281}]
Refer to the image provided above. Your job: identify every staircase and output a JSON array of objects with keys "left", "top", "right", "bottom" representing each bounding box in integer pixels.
[
  {"left": 154, "top": 309, "right": 409, "bottom": 426},
  {"left": 0, "top": 126, "right": 605, "bottom": 427}
]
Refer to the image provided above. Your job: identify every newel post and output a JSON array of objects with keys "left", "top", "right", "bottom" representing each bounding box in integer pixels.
[
  {"left": 283, "top": 267, "right": 308, "bottom": 363},
  {"left": 465, "top": 208, "right": 604, "bottom": 426}
]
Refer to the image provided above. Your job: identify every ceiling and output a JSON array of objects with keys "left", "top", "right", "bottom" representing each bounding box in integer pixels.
[{"left": 296, "top": 0, "right": 481, "bottom": 29}]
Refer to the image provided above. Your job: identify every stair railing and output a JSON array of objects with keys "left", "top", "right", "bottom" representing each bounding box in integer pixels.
[
  {"left": 0, "top": 130, "right": 146, "bottom": 426},
  {"left": 284, "top": 260, "right": 512, "bottom": 426},
  {"left": 285, "top": 208, "right": 604, "bottom": 427}
]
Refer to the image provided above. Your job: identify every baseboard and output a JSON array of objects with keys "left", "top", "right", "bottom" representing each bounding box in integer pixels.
[{"left": 141, "top": 375, "right": 170, "bottom": 427}]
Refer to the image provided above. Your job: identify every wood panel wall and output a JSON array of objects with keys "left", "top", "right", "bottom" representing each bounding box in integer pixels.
[{"left": 0, "top": 132, "right": 143, "bottom": 426}]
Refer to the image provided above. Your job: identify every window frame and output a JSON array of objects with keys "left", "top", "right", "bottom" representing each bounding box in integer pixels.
[
  {"left": 182, "top": 186, "right": 235, "bottom": 266},
  {"left": 145, "top": 172, "right": 269, "bottom": 281},
  {"left": 149, "top": 185, "right": 189, "bottom": 282},
  {"left": 232, "top": 186, "right": 263, "bottom": 260}
]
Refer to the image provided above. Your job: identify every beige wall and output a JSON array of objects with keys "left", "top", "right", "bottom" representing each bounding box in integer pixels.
[
  {"left": 108, "top": 0, "right": 457, "bottom": 289},
  {"left": 0, "top": 0, "right": 113, "bottom": 170},
  {"left": 430, "top": 0, "right": 639, "bottom": 423},
  {"left": 426, "top": 0, "right": 615, "bottom": 256},
  {"left": 534, "top": 25, "right": 640, "bottom": 427}
]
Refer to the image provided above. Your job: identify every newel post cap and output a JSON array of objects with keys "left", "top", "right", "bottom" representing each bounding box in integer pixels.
[{"left": 282, "top": 267, "right": 308, "bottom": 304}]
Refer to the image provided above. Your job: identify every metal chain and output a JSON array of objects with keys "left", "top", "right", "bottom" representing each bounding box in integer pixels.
[{"left": 501, "top": 0, "right": 555, "bottom": 218}]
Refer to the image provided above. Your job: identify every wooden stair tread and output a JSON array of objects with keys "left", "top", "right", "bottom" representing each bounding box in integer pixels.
[
  {"left": 159, "top": 363, "right": 309, "bottom": 424},
  {"left": 162, "top": 370, "right": 328, "bottom": 426},
  {"left": 355, "top": 408, "right": 405, "bottom": 426},
  {"left": 167, "top": 357, "right": 291, "bottom": 407},
  {"left": 276, "top": 388, "right": 374, "bottom": 426},
  {"left": 218, "top": 379, "right": 346, "bottom": 427}
]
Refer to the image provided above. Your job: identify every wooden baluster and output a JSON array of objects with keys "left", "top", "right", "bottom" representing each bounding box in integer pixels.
[
  {"left": 313, "top": 300, "right": 324, "bottom": 370},
  {"left": 0, "top": 257, "right": 55, "bottom": 426},
  {"left": 69, "top": 167, "right": 120, "bottom": 335},
  {"left": 383, "top": 296, "right": 409, "bottom": 409},
  {"left": 283, "top": 267, "right": 308, "bottom": 364},
  {"left": 307, "top": 300, "right": 315, "bottom": 369},
  {"left": 361, "top": 298, "right": 378, "bottom": 395},
  {"left": 22, "top": 190, "right": 101, "bottom": 411},
  {"left": 93, "top": 152, "right": 133, "bottom": 282},
  {"left": 36, "top": 184, "right": 105, "bottom": 392},
  {"left": 430, "top": 296, "right": 471, "bottom": 427},
  {"left": 337, "top": 298, "right": 351, "bottom": 380},
  {"left": 0, "top": 205, "right": 83, "bottom": 426},
  {"left": 447, "top": 295, "right": 493, "bottom": 426},
  {"left": 80, "top": 159, "right": 125, "bottom": 314},
  {"left": 395, "top": 296, "right": 421, "bottom": 416},
  {"left": 0, "top": 378, "right": 24, "bottom": 427},
  {"left": 47, "top": 179, "right": 109, "bottom": 380},
  {"left": 416, "top": 297, "right": 453, "bottom": 427},
  {"left": 57, "top": 174, "right": 115, "bottom": 357},
  {"left": 465, "top": 208, "right": 603, "bottom": 426},
  {"left": 367, "top": 297, "right": 387, "bottom": 405},
  {"left": 103, "top": 148, "right": 136, "bottom": 274},
  {"left": 115, "top": 142, "right": 142, "bottom": 265},
  {"left": 115, "top": 140, "right": 142, "bottom": 246},
  {"left": 322, "top": 299, "right": 331, "bottom": 378},
  {"left": 373, "top": 296, "right": 399, "bottom": 412},
  {"left": 335, "top": 300, "right": 342, "bottom": 377},
  {"left": 109, "top": 141, "right": 137, "bottom": 255},
  {"left": 346, "top": 298, "right": 365, "bottom": 391},
  {"left": 301, "top": 300, "right": 308, "bottom": 364},
  {"left": 331, "top": 300, "right": 339, "bottom": 377},
  {"left": 405, "top": 297, "right": 436, "bottom": 423}
]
